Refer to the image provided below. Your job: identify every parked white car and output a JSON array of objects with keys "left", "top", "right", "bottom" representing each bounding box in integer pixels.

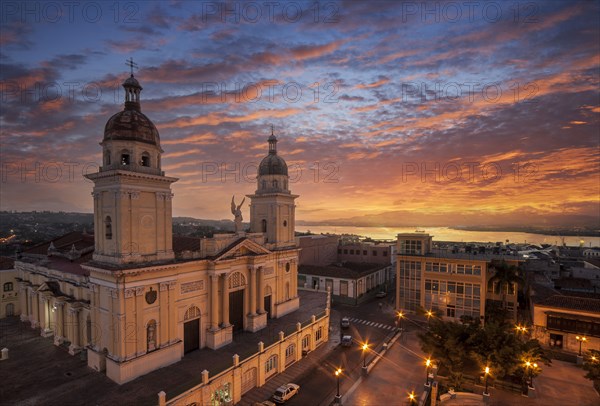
[{"left": 272, "top": 383, "right": 300, "bottom": 403}]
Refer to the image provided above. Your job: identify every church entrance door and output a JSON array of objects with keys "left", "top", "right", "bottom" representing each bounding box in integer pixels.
[
  {"left": 264, "top": 295, "right": 272, "bottom": 319},
  {"left": 184, "top": 318, "right": 200, "bottom": 353},
  {"left": 229, "top": 289, "right": 244, "bottom": 331}
]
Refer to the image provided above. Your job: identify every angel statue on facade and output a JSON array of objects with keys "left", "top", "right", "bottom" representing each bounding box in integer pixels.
[{"left": 231, "top": 196, "right": 245, "bottom": 233}]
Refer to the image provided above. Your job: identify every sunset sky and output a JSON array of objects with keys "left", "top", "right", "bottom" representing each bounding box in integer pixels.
[{"left": 1, "top": 1, "right": 599, "bottom": 227}]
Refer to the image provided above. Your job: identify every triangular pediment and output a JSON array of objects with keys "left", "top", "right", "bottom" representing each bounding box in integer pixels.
[{"left": 215, "top": 238, "right": 271, "bottom": 261}]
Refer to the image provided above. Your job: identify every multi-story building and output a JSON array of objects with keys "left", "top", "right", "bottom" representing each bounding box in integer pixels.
[
  {"left": 337, "top": 240, "right": 395, "bottom": 265},
  {"left": 0, "top": 256, "right": 18, "bottom": 318},
  {"left": 530, "top": 287, "right": 600, "bottom": 355},
  {"left": 297, "top": 236, "right": 395, "bottom": 304},
  {"left": 396, "top": 233, "right": 522, "bottom": 323},
  {"left": 13, "top": 73, "right": 308, "bottom": 386},
  {"left": 296, "top": 234, "right": 338, "bottom": 266}
]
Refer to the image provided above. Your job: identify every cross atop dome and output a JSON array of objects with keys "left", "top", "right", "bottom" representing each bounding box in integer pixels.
[
  {"left": 126, "top": 57, "right": 138, "bottom": 77},
  {"left": 268, "top": 126, "right": 277, "bottom": 154},
  {"left": 122, "top": 60, "right": 143, "bottom": 110}
]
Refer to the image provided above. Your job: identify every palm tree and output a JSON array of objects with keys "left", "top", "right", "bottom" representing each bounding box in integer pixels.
[{"left": 488, "top": 260, "right": 523, "bottom": 311}]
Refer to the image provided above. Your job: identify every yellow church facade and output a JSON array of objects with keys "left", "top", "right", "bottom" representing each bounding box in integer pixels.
[{"left": 14, "top": 73, "right": 301, "bottom": 384}]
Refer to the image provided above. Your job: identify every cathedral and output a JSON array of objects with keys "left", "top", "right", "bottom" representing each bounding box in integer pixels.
[{"left": 14, "top": 73, "right": 301, "bottom": 384}]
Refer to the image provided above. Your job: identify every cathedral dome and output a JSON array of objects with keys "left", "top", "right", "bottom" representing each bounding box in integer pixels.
[
  {"left": 258, "top": 134, "right": 288, "bottom": 176},
  {"left": 259, "top": 153, "right": 288, "bottom": 176},
  {"left": 103, "top": 109, "right": 160, "bottom": 146},
  {"left": 102, "top": 74, "right": 160, "bottom": 147}
]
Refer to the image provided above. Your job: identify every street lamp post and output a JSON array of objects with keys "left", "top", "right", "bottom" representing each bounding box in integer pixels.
[
  {"left": 334, "top": 368, "right": 342, "bottom": 404},
  {"left": 408, "top": 391, "right": 417, "bottom": 405},
  {"left": 362, "top": 343, "right": 368, "bottom": 374},
  {"left": 425, "top": 358, "right": 432, "bottom": 386},
  {"left": 576, "top": 335, "right": 587, "bottom": 356},
  {"left": 524, "top": 361, "right": 537, "bottom": 388},
  {"left": 397, "top": 311, "right": 404, "bottom": 331},
  {"left": 484, "top": 366, "right": 490, "bottom": 395}
]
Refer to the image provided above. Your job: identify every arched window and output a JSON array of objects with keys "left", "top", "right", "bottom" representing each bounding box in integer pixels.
[
  {"left": 272, "top": 180, "right": 278, "bottom": 188},
  {"left": 3, "top": 282, "right": 13, "bottom": 292},
  {"left": 285, "top": 282, "right": 290, "bottom": 300},
  {"left": 147, "top": 320, "right": 157, "bottom": 352},
  {"left": 140, "top": 152, "right": 150, "bottom": 167},
  {"left": 262, "top": 180, "right": 267, "bottom": 190},
  {"left": 105, "top": 216, "right": 112, "bottom": 240},
  {"left": 265, "top": 355, "right": 278, "bottom": 375},
  {"left": 120, "top": 151, "right": 130, "bottom": 165},
  {"left": 184, "top": 306, "right": 201, "bottom": 321},
  {"left": 261, "top": 219, "right": 267, "bottom": 233},
  {"left": 285, "top": 344, "right": 295, "bottom": 366},
  {"left": 104, "top": 150, "right": 111, "bottom": 166}
]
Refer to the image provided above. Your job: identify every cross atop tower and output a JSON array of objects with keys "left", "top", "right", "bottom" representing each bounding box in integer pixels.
[
  {"left": 270, "top": 124, "right": 274, "bottom": 136},
  {"left": 126, "top": 57, "right": 138, "bottom": 77}
]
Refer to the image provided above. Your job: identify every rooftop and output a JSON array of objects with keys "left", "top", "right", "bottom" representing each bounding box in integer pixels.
[
  {"left": 398, "top": 248, "right": 522, "bottom": 262},
  {"left": 299, "top": 262, "right": 388, "bottom": 279},
  {"left": 17, "top": 231, "right": 274, "bottom": 275},
  {"left": 535, "top": 294, "right": 600, "bottom": 313}
]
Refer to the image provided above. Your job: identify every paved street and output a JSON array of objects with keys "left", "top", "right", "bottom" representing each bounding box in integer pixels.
[{"left": 241, "top": 292, "right": 400, "bottom": 406}]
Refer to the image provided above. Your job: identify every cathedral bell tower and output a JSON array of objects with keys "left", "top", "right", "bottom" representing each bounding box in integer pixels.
[
  {"left": 247, "top": 129, "right": 298, "bottom": 249},
  {"left": 85, "top": 73, "right": 178, "bottom": 265}
]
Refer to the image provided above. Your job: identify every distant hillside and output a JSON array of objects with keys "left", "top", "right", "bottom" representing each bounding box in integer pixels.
[
  {"left": 0, "top": 212, "right": 248, "bottom": 255},
  {"left": 296, "top": 210, "right": 600, "bottom": 236}
]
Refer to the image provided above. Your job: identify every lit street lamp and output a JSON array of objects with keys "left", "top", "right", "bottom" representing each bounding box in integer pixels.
[
  {"left": 483, "top": 366, "right": 490, "bottom": 395},
  {"left": 576, "top": 335, "right": 587, "bottom": 356},
  {"left": 425, "top": 358, "right": 432, "bottom": 386},
  {"left": 426, "top": 310, "right": 434, "bottom": 329},
  {"left": 362, "top": 343, "right": 369, "bottom": 368},
  {"left": 524, "top": 361, "right": 538, "bottom": 387},
  {"left": 408, "top": 391, "right": 417, "bottom": 405},
  {"left": 334, "top": 368, "right": 342, "bottom": 404},
  {"left": 515, "top": 324, "right": 528, "bottom": 336},
  {"left": 397, "top": 311, "right": 404, "bottom": 331}
]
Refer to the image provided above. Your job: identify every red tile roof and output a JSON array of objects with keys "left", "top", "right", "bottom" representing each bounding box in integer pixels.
[
  {"left": 25, "top": 231, "right": 94, "bottom": 255},
  {"left": 172, "top": 236, "right": 201, "bottom": 252},
  {"left": 536, "top": 294, "right": 600, "bottom": 313}
]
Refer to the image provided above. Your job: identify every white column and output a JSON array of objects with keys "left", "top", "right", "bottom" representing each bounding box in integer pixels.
[
  {"left": 250, "top": 267, "right": 257, "bottom": 315},
  {"left": 31, "top": 291, "right": 39, "bottom": 327},
  {"left": 258, "top": 269, "right": 265, "bottom": 313},
  {"left": 135, "top": 287, "right": 144, "bottom": 355},
  {"left": 159, "top": 283, "right": 169, "bottom": 346},
  {"left": 210, "top": 274, "right": 219, "bottom": 330},
  {"left": 55, "top": 300, "right": 65, "bottom": 339},
  {"left": 222, "top": 274, "right": 230, "bottom": 327}
]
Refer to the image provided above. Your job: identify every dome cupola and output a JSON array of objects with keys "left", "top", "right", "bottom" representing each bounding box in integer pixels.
[
  {"left": 258, "top": 131, "right": 288, "bottom": 176},
  {"left": 102, "top": 74, "right": 160, "bottom": 147}
]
